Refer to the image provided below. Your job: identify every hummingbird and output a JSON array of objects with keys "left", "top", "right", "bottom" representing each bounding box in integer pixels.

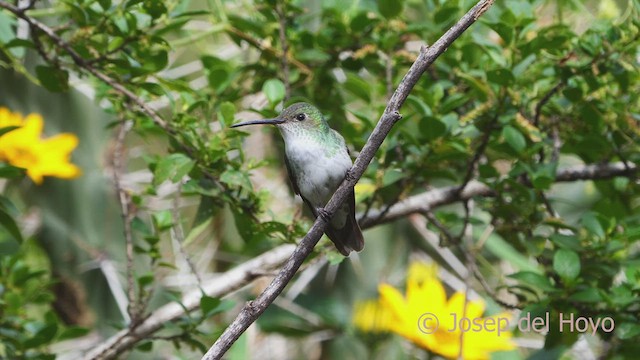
[{"left": 231, "top": 102, "right": 364, "bottom": 256}]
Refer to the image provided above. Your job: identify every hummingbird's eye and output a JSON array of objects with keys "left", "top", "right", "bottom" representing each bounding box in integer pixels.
[{"left": 295, "top": 113, "right": 306, "bottom": 121}]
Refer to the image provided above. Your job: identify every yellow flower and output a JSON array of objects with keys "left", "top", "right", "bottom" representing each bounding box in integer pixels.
[
  {"left": 0, "top": 107, "right": 81, "bottom": 184},
  {"left": 353, "top": 262, "right": 515, "bottom": 360}
]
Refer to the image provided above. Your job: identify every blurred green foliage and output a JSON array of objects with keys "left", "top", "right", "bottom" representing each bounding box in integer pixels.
[{"left": 0, "top": 0, "right": 639, "bottom": 359}]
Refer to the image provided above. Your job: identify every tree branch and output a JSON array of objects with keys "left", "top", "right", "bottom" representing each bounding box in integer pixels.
[
  {"left": 360, "top": 161, "right": 637, "bottom": 227},
  {"left": 111, "top": 120, "right": 136, "bottom": 325},
  {"left": 201, "top": 1, "right": 495, "bottom": 359}
]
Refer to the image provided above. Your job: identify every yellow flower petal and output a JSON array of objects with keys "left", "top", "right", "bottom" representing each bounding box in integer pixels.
[
  {"left": 352, "top": 299, "right": 393, "bottom": 333},
  {"left": 448, "top": 292, "right": 486, "bottom": 320},
  {"left": 0, "top": 107, "right": 25, "bottom": 127},
  {"left": 353, "top": 262, "right": 515, "bottom": 360},
  {"left": 378, "top": 283, "right": 407, "bottom": 319},
  {"left": 0, "top": 109, "right": 80, "bottom": 184}
]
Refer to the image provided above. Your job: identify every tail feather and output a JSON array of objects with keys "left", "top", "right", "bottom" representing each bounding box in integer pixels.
[
  {"left": 325, "top": 190, "right": 364, "bottom": 256},
  {"left": 326, "top": 215, "right": 364, "bottom": 256}
]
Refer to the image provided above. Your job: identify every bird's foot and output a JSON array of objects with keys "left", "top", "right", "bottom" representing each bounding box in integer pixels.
[
  {"left": 345, "top": 168, "right": 355, "bottom": 182},
  {"left": 317, "top": 207, "right": 331, "bottom": 222}
]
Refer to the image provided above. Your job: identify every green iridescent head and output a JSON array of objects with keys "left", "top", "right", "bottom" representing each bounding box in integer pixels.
[{"left": 230, "top": 102, "right": 329, "bottom": 134}]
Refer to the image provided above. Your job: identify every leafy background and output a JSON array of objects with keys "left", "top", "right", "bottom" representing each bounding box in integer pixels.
[{"left": 0, "top": 0, "right": 639, "bottom": 359}]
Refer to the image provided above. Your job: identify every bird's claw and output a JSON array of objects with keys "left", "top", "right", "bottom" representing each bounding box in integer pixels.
[
  {"left": 317, "top": 207, "right": 331, "bottom": 222},
  {"left": 345, "top": 169, "right": 355, "bottom": 182}
]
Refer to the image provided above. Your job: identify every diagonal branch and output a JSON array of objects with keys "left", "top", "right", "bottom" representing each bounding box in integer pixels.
[{"left": 201, "top": 1, "right": 495, "bottom": 359}]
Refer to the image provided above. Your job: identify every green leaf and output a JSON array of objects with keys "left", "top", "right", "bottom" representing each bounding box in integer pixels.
[
  {"left": 502, "top": 125, "right": 526, "bottom": 153},
  {"left": 440, "top": 93, "right": 468, "bottom": 113},
  {"left": 508, "top": 271, "right": 555, "bottom": 291},
  {"left": 263, "top": 79, "right": 286, "bottom": 104},
  {"left": 581, "top": 212, "right": 605, "bottom": 238},
  {"left": 146, "top": 50, "right": 169, "bottom": 72},
  {"left": 531, "top": 164, "right": 557, "bottom": 190},
  {"left": 434, "top": 4, "right": 459, "bottom": 24},
  {"left": 0, "top": 125, "right": 19, "bottom": 137},
  {"left": 0, "top": 208, "right": 22, "bottom": 243},
  {"left": 58, "top": 326, "right": 90, "bottom": 340},
  {"left": 0, "top": 11, "right": 23, "bottom": 57},
  {"left": 382, "top": 169, "right": 403, "bottom": 186},
  {"left": 406, "top": 95, "right": 432, "bottom": 116},
  {"left": 144, "top": 235, "right": 160, "bottom": 245},
  {"left": 107, "top": 36, "right": 124, "bottom": 52},
  {"left": 0, "top": 163, "right": 25, "bottom": 179},
  {"left": 549, "top": 234, "right": 581, "bottom": 251},
  {"left": 24, "top": 323, "right": 58, "bottom": 348},
  {"left": 140, "top": 82, "right": 166, "bottom": 96},
  {"left": 421, "top": 117, "right": 448, "bottom": 141},
  {"left": 136, "top": 341, "right": 153, "bottom": 352},
  {"left": 98, "top": 0, "right": 112, "bottom": 10},
  {"left": 484, "top": 232, "right": 541, "bottom": 273},
  {"left": 344, "top": 73, "right": 371, "bottom": 102},
  {"left": 297, "top": 48, "right": 331, "bottom": 62},
  {"left": 220, "top": 169, "right": 252, "bottom": 190},
  {"left": 131, "top": 216, "right": 152, "bottom": 236},
  {"left": 153, "top": 153, "right": 195, "bottom": 185},
  {"left": 200, "top": 295, "right": 220, "bottom": 315},
  {"left": 377, "top": 0, "right": 404, "bottom": 19},
  {"left": 568, "top": 288, "right": 602, "bottom": 303},
  {"left": 200, "top": 295, "right": 234, "bottom": 317},
  {"left": 487, "top": 68, "right": 515, "bottom": 86},
  {"left": 219, "top": 101, "right": 236, "bottom": 125},
  {"left": 137, "top": 273, "right": 155, "bottom": 287},
  {"left": 35, "top": 65, "right": 69, "bottom": 92},
  {"left": 152, "top": 210, "right": 173, "bottom": 231},
  {"left": 617, "top": 322, "right": 640, "bottom": 340},
  {"left": 143, "top": 0, "right": 167, "bottom": 19},
  {"left": 553, "top": 249, "right": 581, "bottom": 280},
  {"left": 489, "top": 21, "right": 514, "bottom": 44}
]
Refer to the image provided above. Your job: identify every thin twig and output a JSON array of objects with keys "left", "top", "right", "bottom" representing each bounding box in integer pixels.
[
  {"left": 459, "top": 198, "right": 472, "bottom": 237},
  {"left": 202, "top": 1, "right": 495, "bottom": 358},
  {"left": 533, "top": 82, "right": 563, "bottom": 162},
  {"left": 457, "top": 117, "right": 496, "bottom": 196},
  {"left": 111, "top": 120, "right": 138, "bottom": 324},
  {"left": 424, "top": 211, "right": 456, "bottom": 246},
  {"left": 550, "top": 119, "right": 561, "bottom": 163},
  {"left": 533, "top": 82, "right": 563, "bottom": 127}
]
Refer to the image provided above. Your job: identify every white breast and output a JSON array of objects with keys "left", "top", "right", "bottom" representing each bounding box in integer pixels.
[{"left": 284, "top": 136, "right": 352, "bottom": 213}]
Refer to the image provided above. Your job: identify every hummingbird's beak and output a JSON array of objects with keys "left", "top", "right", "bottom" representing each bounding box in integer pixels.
[{"left": 230, "top": 118, "right": 284, "bottom": 128}]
